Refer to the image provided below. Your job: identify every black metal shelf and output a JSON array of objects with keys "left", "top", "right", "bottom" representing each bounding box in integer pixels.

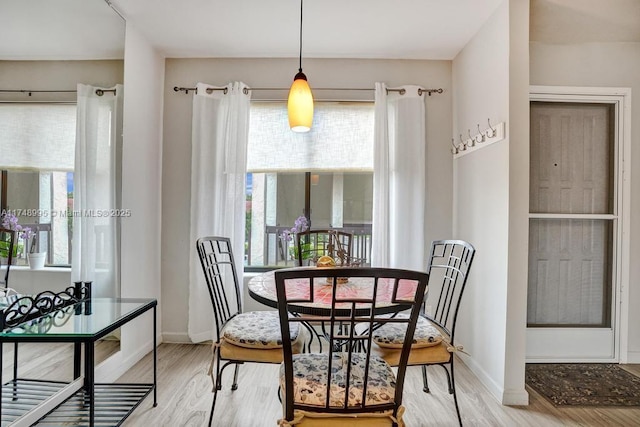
[{"left": 2, "top": 379, "right": 153, "bottom": 426}]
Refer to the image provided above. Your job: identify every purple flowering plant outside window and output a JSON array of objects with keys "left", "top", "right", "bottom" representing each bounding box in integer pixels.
[
  {"left": 280, "top": 215, "right": 310, "bottom": 261},
  {"left": 1, "top": 212, "right": 35, "bottom": 258}
]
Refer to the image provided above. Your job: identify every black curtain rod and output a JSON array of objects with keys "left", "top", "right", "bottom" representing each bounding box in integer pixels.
[
  {"left": 173, "top": 86, "right": 444, "bottom": 96},
  {"left": 0, "top": 89, "right": 117, "bottom": 97}
]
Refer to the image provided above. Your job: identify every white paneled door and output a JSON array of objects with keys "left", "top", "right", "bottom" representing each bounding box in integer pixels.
[{"left": 527, "top": 100, "right": 620, "bottom": 362}]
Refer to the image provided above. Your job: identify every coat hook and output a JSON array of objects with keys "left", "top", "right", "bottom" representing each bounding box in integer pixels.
[
  {"left": 450, "top": 138, "right": 459, "bottom": 155},
  {"left": 467, "top": 129, "right": 475, "bottom": 147},
  {"left": 459, "top": 134, "right": 467, "bottom": 151},
  {"left": 486, "top": 118, "right": 496, "bottom": 138},
  {"left": 475, "top": 124, "right": 485, "bottom": 143}
]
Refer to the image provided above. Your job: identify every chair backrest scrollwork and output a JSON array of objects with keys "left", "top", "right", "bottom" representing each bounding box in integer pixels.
[
  {"left": 425, "top": 239, "right": 476, "bottom": 345},
  {"left": 275, "top": 267, "right": 429, "bottom": 422},
  {"left": 196, "top": 236, "right": 242, "bottom": 342}
]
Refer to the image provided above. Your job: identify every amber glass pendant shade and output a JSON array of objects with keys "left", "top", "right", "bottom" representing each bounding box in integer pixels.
[{"left": 288, "top": 71, "right": 314, "bottom": 132}]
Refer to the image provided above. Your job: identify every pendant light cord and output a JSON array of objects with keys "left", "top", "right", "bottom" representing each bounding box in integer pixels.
[{"left": 298, "top": 0, "right": 304, "bottom": 73}]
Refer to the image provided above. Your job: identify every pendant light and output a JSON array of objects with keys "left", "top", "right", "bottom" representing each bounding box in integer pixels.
[{"left": 287, "top": 0, "right": 313, "bottom": 132}]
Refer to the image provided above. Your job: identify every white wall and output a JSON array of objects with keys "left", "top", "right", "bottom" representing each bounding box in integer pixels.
[
  {"left": 161, "top": 58, "right": 453, "bottom": 342},
  {"left": 97, "top": 23, "right": 165, "bottom": 381},
  {"left": 530, "top": 41, "right": 640, "bottom": 361},
  {"left": 9, "top": 267, "right": 71, "bottom": 294},
  {"left": 452, "top": 0, "right": 529, "bottom": 405},
  {"left": 504, "top": 0, "right": 530, "bottom": 404},
  {"left": 0, "top": 60, "right": 124, "bottom": 103}
]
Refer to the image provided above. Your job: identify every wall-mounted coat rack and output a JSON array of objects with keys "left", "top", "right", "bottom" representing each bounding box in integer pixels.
[{"left": 452, "top": 119, "right": 505, "bottom": 159}]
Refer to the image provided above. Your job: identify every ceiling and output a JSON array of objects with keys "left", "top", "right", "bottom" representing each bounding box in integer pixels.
[
  {"left": 2, "top": 0, "right": 638, "bottom": 61},
  {"left": 0, "top": 0, "right": 125, "bottom": 60},
  {"left": 5, "top": 0, "right": 506, "bottom": 61},
  {"left": 111, "top": 0, "right": 508, "bottom": 60}
]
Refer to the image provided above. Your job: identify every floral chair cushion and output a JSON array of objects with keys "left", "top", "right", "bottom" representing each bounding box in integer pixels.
[
  {"left": 279, "top": 353, "right": 396, "bottom": 408},
  {"left": 222, "top": 311, "right": 299, "bottom": 349},
  {"left": 373, "top": 314, "right": 443, "bottom": 349}
]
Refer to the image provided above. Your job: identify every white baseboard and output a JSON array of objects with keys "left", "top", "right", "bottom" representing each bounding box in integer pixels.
[
  {"left": 163, "top": 332, "right": 194, "bottom": 343},
  {"left": 95, "top": 338, "right": 155, "bottom": 383},
  {"left": 461, "top": 355, "right": 529, "bottom": 406},
  {"left": 95, "top": 336, "right": 163, "bottom": 383},
  {"left": 625, "top": 351, "right": 640, "bottom": 363},
  {"left": 502, "top": 389, "right": 530, "bottom": 406},
  {"left": 461, "top": 355, "right": 502, "bottom": 402},
  {"left": 188, "top": 330, "right": 214, "bottom": 344},
  {"left": 95, "top": 350, "right": 124, "bottom": 383}
]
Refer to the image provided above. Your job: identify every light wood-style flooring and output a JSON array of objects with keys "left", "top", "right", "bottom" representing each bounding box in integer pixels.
[
  {"left": 4, "top": 342, "right": 640, "bottom": 426},
  {"left": 118, "top": 343, "right": 640, "bottom": 427}
]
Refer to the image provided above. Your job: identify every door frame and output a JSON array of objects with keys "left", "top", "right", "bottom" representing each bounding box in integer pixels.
[{"left": 528, "top": 85, "right": 632, "bottom": 363}]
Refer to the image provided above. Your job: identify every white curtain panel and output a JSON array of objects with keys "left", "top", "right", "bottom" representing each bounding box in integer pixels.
[
  {"left": 72, "top": 83, "right": 123, "bottom": 298},
  {"left": 188, "top": 82, "right": 251, "bottom": 343},
  {"left": 372, "top": 84, "right": 426, "bottom": 270},
  {"left": 371, "top": 83, "right": 390, "bottom": 267}
]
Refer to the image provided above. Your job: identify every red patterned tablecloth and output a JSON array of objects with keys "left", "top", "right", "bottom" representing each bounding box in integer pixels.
[{"left": 248, "top": 270, "right": 421, "bottom": 315}]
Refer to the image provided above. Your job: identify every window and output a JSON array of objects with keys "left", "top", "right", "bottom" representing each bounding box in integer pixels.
[
  {"left": 245, "top": 102, "right": 374, "bottom": 268},
  {"left": 0, "top": 103, "right": 76, "bottom": 266}
]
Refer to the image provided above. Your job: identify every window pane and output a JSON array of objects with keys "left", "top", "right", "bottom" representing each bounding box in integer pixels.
[
  {"left": 310, "top": 172, "right": 372, "bottom": 265},
  {"left": 2, "top": 170, "right": 72, "bottom": 266},
  {"left": 0, "top": 102, "right": 76, "bottom": 267},
  {"left": 246, "top": 171, "right": 373, "bottom": 268},
  {"left": 245, "top": 102, "right": 374, "bottom": 268},
  {"left": 246, "top": 172, "right": 305, "bottom": 267}
]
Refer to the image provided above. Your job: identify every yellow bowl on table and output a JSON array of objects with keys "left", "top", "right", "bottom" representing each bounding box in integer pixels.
[
  {"left": 316, "top": 256, "right": 336, "bottom": 268},
  {"left": 316, "top": 256, "right": 348, "bottom": 284}
]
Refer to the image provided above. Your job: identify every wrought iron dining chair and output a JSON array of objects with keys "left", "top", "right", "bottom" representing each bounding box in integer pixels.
[
  {"left": 370, "top": 240, "right": 475, "bottom": 427},
  {"left": 295, "top": 229, "right": 354, "bottom": 266},
  {"left": 196, "top": 236, "right": 304, "bottom": 427},
  {"left": 0, "top": 227, "right": 16, "bottom": 288},
  {"left": 275, "top": 266, "right": 429, "bottom": 426}
]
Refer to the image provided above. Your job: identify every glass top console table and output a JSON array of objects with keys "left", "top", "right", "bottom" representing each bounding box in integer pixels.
[{"left": 0, "top": 297, "right": 157, "bottom": 426}]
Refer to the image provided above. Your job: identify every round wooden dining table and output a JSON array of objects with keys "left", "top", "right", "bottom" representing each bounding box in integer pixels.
[{"left": 247, "top": 269, "right": 423, "bottom": 316}]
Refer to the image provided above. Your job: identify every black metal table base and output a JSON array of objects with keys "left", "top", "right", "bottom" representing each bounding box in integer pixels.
[{"left": 1, "top": 379, "right": 153, "bottom": 426}]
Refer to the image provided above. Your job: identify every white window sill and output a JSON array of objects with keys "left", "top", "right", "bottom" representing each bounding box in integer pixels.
[{"left": 10, "top": 265, "right": 72, "bottom": 273}]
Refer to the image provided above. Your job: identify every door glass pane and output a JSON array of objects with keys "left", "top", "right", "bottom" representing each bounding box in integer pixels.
[
  {"left": 527, "top": 218, "right": 613, "bottom": 327},
  {"left": 530, "top": 102, "right": 614, "bottom": 214}
]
